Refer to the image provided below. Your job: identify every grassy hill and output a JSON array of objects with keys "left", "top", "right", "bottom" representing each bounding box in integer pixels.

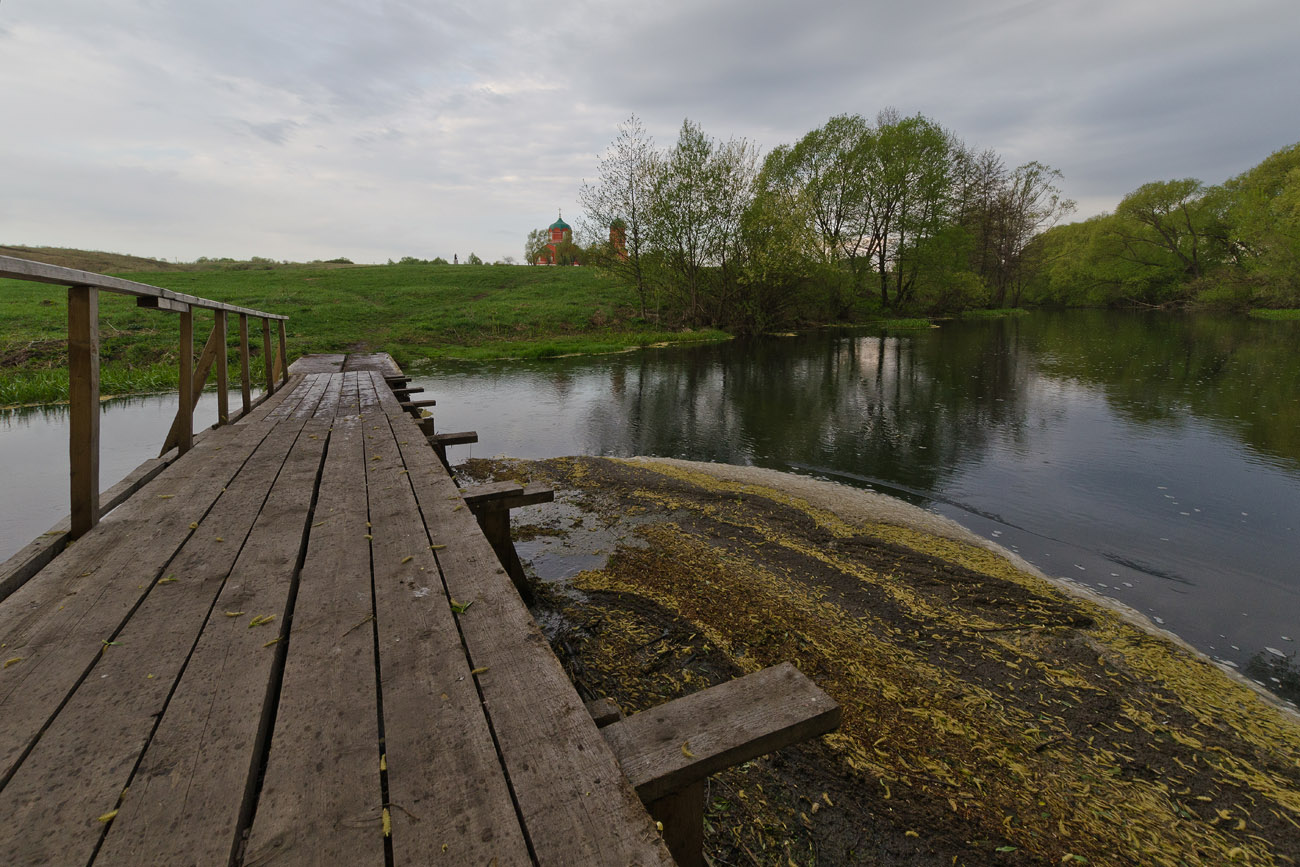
[
  {"left": 0, "top": 245, "right": 186, "bottom": 274},
  {"left": 0, "top": 260, "right": 727, "bottom": 406}
]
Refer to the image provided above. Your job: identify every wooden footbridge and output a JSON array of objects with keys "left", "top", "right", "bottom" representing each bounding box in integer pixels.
[{"left": 0, "top": 257, "right": 840, "bottom": 866}]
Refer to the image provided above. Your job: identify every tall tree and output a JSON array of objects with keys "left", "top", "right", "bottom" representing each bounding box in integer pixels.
[
  {"left": 990, "top": 161, "right": 1076, "bottom": 306},
  {"left": 579, "top": 115, "right": 658, "bottom": 317},
  {"left": 864, "top": 110, "right": 956, "bottom": 308},
  {"left": 646, "top": 119, "right": 757, "bottom": 326}
]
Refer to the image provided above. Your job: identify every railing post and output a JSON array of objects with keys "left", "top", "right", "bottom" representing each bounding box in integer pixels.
[
  {"left": 68, "top": 285, "right": 100, "bottom": 539},
  {"left": 178, "top": 307, "right": 194, "bottom": 455},
  {"left": 239, "top": 313, "right": 252, "bottom": 414},
  {"left": 262, "top": 318, "right": 275, "bottom": 394},
  {"left": 214, "top": 310, "right": 229, "bottom": 425},
  {"left": 277, "top": 319, "right": 289, "bottom": 384}
]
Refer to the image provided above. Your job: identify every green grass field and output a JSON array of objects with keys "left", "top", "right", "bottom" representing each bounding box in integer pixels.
[{"left": 0, "top": 263, "right": 728, "bottom": 406}]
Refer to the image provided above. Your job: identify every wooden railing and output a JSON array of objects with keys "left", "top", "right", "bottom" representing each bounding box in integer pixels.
[{"left": 0, "top": 255, "right": 289, "bottom": 540}]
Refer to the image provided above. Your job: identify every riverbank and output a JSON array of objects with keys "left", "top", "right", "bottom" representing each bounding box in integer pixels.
[
  {"left": 0, "top": 262, "right": 730, "bottom": 406},
  {"left": 461, "top": 455, "right": 1300, "bottom": 866}
]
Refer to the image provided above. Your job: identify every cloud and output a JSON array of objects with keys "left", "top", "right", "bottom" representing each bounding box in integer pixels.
[{"left": 1, "top": 0, "right": 1296, "bottom": 261}]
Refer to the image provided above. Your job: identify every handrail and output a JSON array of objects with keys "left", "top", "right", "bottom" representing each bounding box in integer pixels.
[
  {"left": 0, "top": 255, "right": 288, "bottom": 319},
  {"left": 0, "top": 254, "right": 290, "bottom": 540}
]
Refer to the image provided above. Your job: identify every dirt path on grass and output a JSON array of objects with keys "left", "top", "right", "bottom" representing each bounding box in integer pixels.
[{"left": 461, "top": 455, "right": 1300, "bottom": 866}]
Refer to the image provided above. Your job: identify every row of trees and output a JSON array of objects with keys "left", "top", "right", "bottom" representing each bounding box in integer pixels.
[
  {"left": 1025, "top": 143, "right": 1300, "bottom": 309},
  {"left": 578, "top": 113, "right": 1076, "bottom": 331}
]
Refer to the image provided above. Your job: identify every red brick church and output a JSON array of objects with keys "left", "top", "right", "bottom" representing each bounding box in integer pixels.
[{"left": 535, "top": 214, "right": 572, "bottom": 265}]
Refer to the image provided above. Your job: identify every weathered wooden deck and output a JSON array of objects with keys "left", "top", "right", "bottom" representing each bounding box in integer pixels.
[{"left": 0, "top": 362, "right": 676, "bottom": 865}]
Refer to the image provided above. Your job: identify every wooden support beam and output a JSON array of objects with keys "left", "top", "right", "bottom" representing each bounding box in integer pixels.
[
  {"left": 585, "top": 698, "right": 624, "bottom": 728},
  {"left": 238, "top": 314, "right": 252, "bottom": 415},
  {"left": 214, "top": 310, "right": 229, "bottom": 425},
  {"left": 428, "top": 431, "right": 478, "bottom": 447},
  {"left": 262, "top": 318, "right": 275, "bottom": 394},
  {"left": 392, "top": 386, "right": 424, "bottom": 396},
  {"left": 68, "top": 285, "right": 100, "bottom": 539},
  {"left": 458, "top": 482, "right": 554, "bottom": 602},
  {"left": 277, "top": 318, "right": 288, "bottom": 384},
  {"left": 463, "top": 481, "right": 554, "bottom": 512},
  {"left": 648, "top": 783, "right": 705, "bottom": 867},
  {"left": 160, "top": 315, "right": 225, "bottom": 455},
  {"left": 428, "top": 430, "right": 476, "bottom": 472},
  {"left": 177, "top": 307, "right": 194, "bottom": 455},
  {"left": 384, "top": 375, "right": 411, "bottom": 384},
  {"left": 600, "top": 663, "right": 840, "bottom": 867},
  {"left": 418, "top": 418, "right": 437, "bottom": 436},
  {"left": 398, "top": 399, "right": 437, "bottom": 409}
]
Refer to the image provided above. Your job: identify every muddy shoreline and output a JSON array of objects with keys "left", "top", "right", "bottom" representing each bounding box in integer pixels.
[{"left": 461, "top": 456, "right": 1300, "bottom": 866}]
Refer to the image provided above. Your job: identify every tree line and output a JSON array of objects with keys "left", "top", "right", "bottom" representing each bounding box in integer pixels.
[
  {"left": 1024, "top": 143, "right": 1300, "bottom": 309},
  {"left": 577, "top": 113, "right": 1076, "bottom": 332}
]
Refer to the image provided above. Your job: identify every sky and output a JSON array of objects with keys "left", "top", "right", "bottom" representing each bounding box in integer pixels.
[{"left": 1, "top": 0, "right": 1297, "bottom": 265}]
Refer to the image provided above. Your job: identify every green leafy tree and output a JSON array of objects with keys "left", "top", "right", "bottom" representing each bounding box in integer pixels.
[
  {"left": 467, "top": 252, "right": 483, "bottom": 265},
  {"left": 1110, "top": 179, "right": 1220, "bottom": 284},
  {"left": 524, "top": 228, "right": 549, "bottom": 264},
  {"left": 645, "top": 119, "right": 757, "bottom": 326}
]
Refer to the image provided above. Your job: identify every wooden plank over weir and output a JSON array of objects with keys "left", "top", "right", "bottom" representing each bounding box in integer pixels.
[
  {"left": 243, "top": 375, "right": 386, "bottom": 867},
  {"left": 382, "top": 380, "right": 673, "bottom": 866},
  {"left": 356, "top": 373, "right": 532, "bottom": 865}
]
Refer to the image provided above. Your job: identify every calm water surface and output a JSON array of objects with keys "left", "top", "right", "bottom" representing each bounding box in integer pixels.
[{"left": 2, "top": 312, "right": 1297, "bottom": 698}]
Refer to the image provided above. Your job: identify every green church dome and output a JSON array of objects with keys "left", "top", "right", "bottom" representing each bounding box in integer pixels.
[{"left": 549, "top": 214, "right": 571, "bottom": 231}]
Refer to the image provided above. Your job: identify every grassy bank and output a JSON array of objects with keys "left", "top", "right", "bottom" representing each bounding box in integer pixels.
[
  {"left": 1250, "top": 309, "right": 1300, "bottom": 321},
  {"left": 0, "top": 263, "right": 728, "bottom": 406}
]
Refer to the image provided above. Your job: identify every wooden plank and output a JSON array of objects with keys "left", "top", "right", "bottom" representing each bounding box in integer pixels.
[
  {"left": 94, "top": 419, "right": 331, "bottom": 866},
  {"left": 464, "top": 482, "right": 554, "bottom": 512},
  {"left": 0, "top": 384, "right": 323, "bottom": 783},
  {"left": 601, "top": 662, "right": 841, "bottom": 803},
  {"left": 0, "top": 424, "right": 281, "bottom": 783},
  {"left": 262, "top": 318, "right": 275, "bottom": 394},
  {"left": 215, "top": 310, "right": 229, "bottom": 425},
  {"left": 268, "top": 374, "right": 330, "bottom": 423},
  {"left": 429, "top": 431, "right": 477, "bottom": 447},
  {"left": 242, "top": 405, "right": 385, "bottom": 867},
  {"left": 355, "top": 373, "right": 532, "bottom": 865},
  {"left": 398, "top": 399, "right": 436, "bottom": 409},
  {"left": 236, "top": 374, "right": 307, "bottom": 428},
  {"left": 342, "top": 353, "right": 403, "bottom": 376},
  {"left": 461, "top": 480, "right": 524, "bottom": 504},
  {"left": 239, "top": 313, "right": 252, "bottom": 415},
  {"left": 68, "top": 285, "right": 100, "bottom": 539},
  {"left": 287, "top": 353, "right": 346, "bottom": 375},
  {"left": 382, "top": 389, "right": 673, "bottom": 866},
  {"left": 135, "top": 295, "right": 190, "bottom": 313},
  {"left": 178, "top": 307, "right": 194, "bottom": 455},
  {"left": 0, "top": 414, "right": 324, "bottom": 866}
]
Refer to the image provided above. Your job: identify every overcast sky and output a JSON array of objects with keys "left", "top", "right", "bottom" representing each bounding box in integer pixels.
[{"left": 2, "top": 0, "right": 1297, "bottom": 265}]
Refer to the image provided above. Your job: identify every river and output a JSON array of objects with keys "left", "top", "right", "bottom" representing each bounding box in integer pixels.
[{"left": 3, "top": 311, "right": 1297, "bottom": 700}]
